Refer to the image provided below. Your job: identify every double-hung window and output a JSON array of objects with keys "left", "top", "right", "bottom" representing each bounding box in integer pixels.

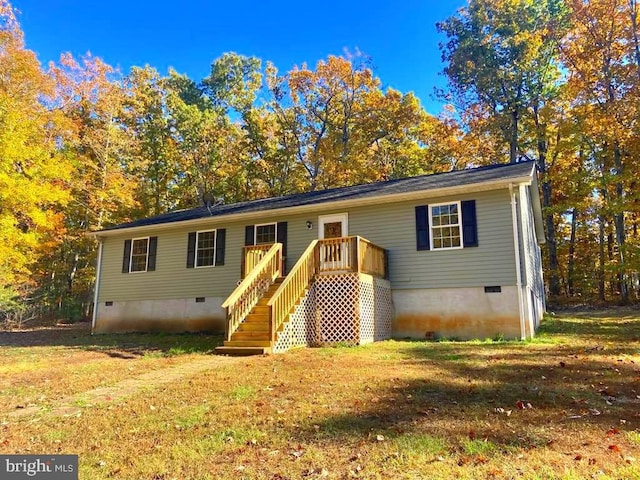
[
  {"left": 416, "top": 200, "right": 477, "bottom": 251},
  {"left": 430, "top": 202, "right": 462, "bottom": 250},
  {"left": 255, "top": 223, "right": 277, "bottom": 245},
  {"left": 196, "top": 230, "right": 216, "bottom": 267},
  {"left": 130, "top": 237, "right": 150, "bottom": 272}
]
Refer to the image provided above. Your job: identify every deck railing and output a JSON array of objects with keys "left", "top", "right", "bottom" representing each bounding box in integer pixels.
[
  {"left": 317, "top": 236, "right": 386, "bottom": 278},
  {"left": 221, "top": 242, "right": 282, "bottom": 341},
  {"left": 356, "top": 236, "right": 387, "bottom": 278},
  {"left": 266, "top": 240, "right": 319, "bottom": 342},
  {"left": 241, "top": 244, "right": 273, "bottom": 278}
]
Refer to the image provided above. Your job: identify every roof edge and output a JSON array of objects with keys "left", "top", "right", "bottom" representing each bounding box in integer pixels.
[{"left": 88, "top": 173, "right": 534, "bottom": 238}]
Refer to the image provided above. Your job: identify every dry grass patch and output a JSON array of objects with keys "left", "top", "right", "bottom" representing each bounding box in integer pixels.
[
  {"left": 1, "top": 310, "right": 639, "bottom": 479},
  {"left": 0, "top": 323, "right": 221, "bottom": 415}
]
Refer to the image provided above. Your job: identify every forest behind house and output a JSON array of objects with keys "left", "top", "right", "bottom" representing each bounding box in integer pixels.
[{"left": 1, "top": 0, "right": 639, "bottom": 325}]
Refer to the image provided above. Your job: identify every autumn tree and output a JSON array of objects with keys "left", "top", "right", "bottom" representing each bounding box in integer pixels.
[
  {"left": 0, "top": 1, "right": 71, "bottom": 320},
  {"left": 123, "top": 65, "right": 180, "bottom": 217},
  {"left": 560, "top": 0, "right": 639, "bottom": 302},
  {"left": 438, "top": 0, "right": 570, "bottom": 296},
  {"left": 42, "top": 53, "right": 136, "bottom": 318}
]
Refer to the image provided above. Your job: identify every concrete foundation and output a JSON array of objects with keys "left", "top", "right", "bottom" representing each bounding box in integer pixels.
[
  {"left": 392, "top": 286, "right": 522, "bottom": 340},
  {"left": 93, "top": 297, "right": 226, "bottom": 334}
]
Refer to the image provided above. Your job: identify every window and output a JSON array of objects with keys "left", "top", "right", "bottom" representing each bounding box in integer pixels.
[
  {"left": 123, "top": 237, "right": 157, "bottom": 273},
  {"left": 255, "top": 223, "right": 276, "bottom": 245},
  {"left": 430, "top": 202, "right": 462, "bottom": 250},
  {"left": 196, "top": 230, "right": 216, "bottom": 267},
  {"left": 130, "top": 238, "right": 150, "bottom": 272},
  {"left": 187, "top": 229, "right": 225, "bottom": 268},
  {"left": 415, "top": 201, "right": 477, "bottom": 251}
]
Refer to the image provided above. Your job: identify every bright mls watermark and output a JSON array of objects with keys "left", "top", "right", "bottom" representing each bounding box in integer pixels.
[{"left": 1, "top": 455, "right": 78, "bottom": 479}]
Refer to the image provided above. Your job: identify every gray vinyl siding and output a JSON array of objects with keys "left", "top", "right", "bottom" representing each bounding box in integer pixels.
[
  {"left": 521, "top": 188, "right": 544, "bottom": 299},
  {"left": 98, "top": 188, "right": 517, "bottom": 302},
  {"left": 348, "top": 189, "right": 516, "bottom": 289}
]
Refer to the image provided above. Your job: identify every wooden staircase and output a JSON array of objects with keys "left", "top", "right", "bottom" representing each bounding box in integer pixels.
[{"left": 214, "top": 278, "right": 284, "bottom": 356}]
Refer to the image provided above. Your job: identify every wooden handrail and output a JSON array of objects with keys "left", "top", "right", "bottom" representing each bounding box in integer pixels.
[
  {"left": 266, "top": 240, "right": 319, "bottom": 342},
  {"left": 316, "top": 236, "right": 386, "bottom": 278},
  {"left": 242, "top": 244, "right": 272, "bottom": 278},
  {"left": 222, "top": 242, "right": 282, "bottom": 341},
  {"left": 356, "top": 236, "right": 387, "bottom": 278}
]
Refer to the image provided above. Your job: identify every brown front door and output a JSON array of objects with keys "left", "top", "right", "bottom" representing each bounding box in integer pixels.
[{"left": 318, "top": 214, "right": 348, "bottom": 270}]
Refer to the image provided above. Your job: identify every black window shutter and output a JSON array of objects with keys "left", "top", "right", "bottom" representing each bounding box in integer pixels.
[
  {"left": 462, "top": 200, "right": 478, "bottom": 247},
  {"left": 276, "top": 222, "right": 287, "bottom": 258},
  {"left": 147, "top": 237, "right": 158, "bottom": 271},
  {"left": 187, "top": 232, "right": 196, "bottom": 268},
  {"left": 276, "top": 221, "right": 288, "bottom": 274},
  {"left": 215, "top": 229, "right": 226, "bottom": 266},
  {"left": 415, "top": 206, "right": 430, "bottom": 251},
  {"left": 245, "top": 225, "right": 255, "bottom": 246},
  {"left": 122, "top": 239, "right": 132, "bottom": 273}
]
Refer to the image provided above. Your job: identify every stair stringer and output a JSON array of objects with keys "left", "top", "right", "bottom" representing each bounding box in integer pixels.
[{"left": 272, "top": 283, "right": 317, "bottom": 353}]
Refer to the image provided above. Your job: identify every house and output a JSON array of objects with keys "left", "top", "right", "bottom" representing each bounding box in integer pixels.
[{"left": 89, "top": 161, "right": 546, "bottom": 354}]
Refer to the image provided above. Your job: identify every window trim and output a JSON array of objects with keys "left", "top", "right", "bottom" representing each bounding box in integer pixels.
[
  {"left": 429, "top": 201, "right": 463, "bottom": 251},
  {"left": 129, "top": 237, "right": 150, "bottom": 273},
  {"left": 254, "top": 222, "right": 277, "bottom": 245},
  {"left": 195, "top": 229, "right": 217, "bottom": 268}
]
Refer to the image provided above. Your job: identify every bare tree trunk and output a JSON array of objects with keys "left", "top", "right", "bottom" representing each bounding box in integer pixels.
[
  {"left": 598, "top": 215, "right": 606, "bottom": 302},
  {"left": 510, "top": 109, "right": 518, "bottom": 163},
  {"left": 567, "top": 208, "right": 577, "bottom": 296},
  {"left": 612, "top": 144, "right": 629, "bottom": 303}
]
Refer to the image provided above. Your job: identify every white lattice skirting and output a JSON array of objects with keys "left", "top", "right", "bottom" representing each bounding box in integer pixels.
[{"left": 273, "top": 273, "right": 393, "bottom": 352}]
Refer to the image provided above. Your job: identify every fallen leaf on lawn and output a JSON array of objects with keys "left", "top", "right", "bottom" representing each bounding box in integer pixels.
[
  {"left": 589, "top": 409, "right": 601, "bottom": 416},
  {"left": 560, "top": 361, "right": 566, "bottom": 368},
  {"left": 290, "top": 448, "right": 305, "bottom": 459},
  {"left": 436, "top": 455, "right": 445, "bottom": 461},
  {"left": 606, "top": 428, "right": 620, "bottom": 436},
  {"left": 574, "top": 454, "right": 582, "bottom": 461},
  {"left": 608, "top": 445, "right": 621, "bottom": 452},
  {"left": 233, "top": 465, "right": 245, "bottom": 472},
  {"left": 376, "top": 434, "right": 385, "bottom": 442},
  {"left": 468, "top": 430, "right": 476, "bottom": 440}
]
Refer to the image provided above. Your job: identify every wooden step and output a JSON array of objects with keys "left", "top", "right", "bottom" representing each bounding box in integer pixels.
[
  {"left": 231, "top": 331, "right": 271, "bottom": 341},
  {"left": 250, "top": 305, "right": 270, "bottom": 316},
  {"left": 214, "top": 346, "right": 271, "bottom": 356},
  {"left": 237, "top": 321, "right": 269, "bottom": 332},
  {"left": 224, "top": 340, "right": 272, "bottom": 348},
  {"left": 244, "top": 310, "right": 269, "bottom": 324}
]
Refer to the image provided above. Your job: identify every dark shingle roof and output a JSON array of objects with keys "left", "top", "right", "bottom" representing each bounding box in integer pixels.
[{"left": 102, "top": 161, "right": 535, "bottom": 232}]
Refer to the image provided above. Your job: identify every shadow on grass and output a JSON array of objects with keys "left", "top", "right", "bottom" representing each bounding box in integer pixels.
[
  {"left": 0, "top": 322, "right": 222, "bottom": 357},
  {"left": 291, "top": 312, "right": 640, "bottom": 451}
]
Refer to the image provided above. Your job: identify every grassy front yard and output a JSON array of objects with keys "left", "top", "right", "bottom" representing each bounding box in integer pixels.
[{"left": 1, "top": 310, "right": 639, "bottom": 479}]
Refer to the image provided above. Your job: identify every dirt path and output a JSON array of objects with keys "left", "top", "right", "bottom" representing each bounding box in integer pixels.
[{"left": 7, "top": 355, "right": 243, "bottom": 419}]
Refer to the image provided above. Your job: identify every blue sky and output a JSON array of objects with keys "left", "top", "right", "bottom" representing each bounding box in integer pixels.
[{"left": 13, "top": 0, "right": 463, "bottom": 115}]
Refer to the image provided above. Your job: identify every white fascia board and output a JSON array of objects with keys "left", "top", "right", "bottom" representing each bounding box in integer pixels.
[
  {"left": 89, "top": 175, "right": 534, "bottom": 239},
  {"left": 528, "top": 173, "right": 546, "bottom": 244}
]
